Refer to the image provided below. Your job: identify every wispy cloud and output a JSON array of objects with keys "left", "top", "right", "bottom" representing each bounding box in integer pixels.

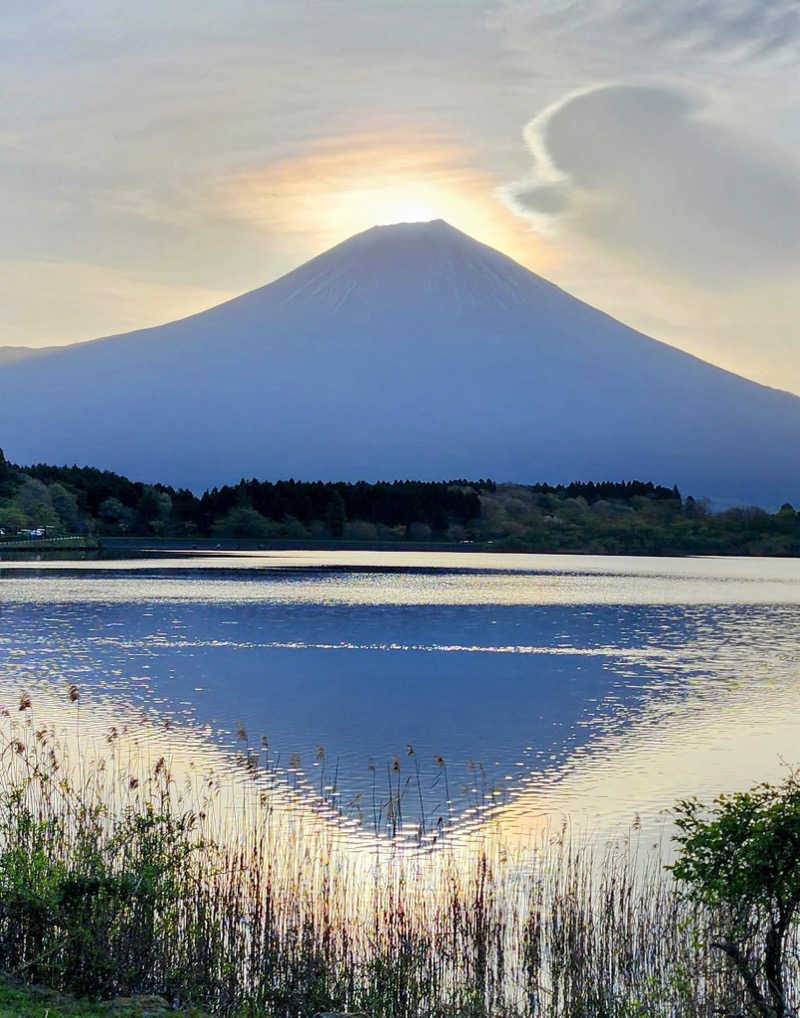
[{"left": 491, "top": 0, "right": 800, "bottom": 72}]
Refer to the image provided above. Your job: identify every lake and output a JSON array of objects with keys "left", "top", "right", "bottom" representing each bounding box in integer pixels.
[{"left": 1, "top": 549, "right": 798, "bottom": 848}]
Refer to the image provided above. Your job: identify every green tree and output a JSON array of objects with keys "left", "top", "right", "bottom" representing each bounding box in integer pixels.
[
  {"left": 97, "top": 497, "right": 135, "bottom": 534},
  {"left": 14, "top": 476, "right": 59, "bottom": 530},
  {"left": 281, "top": 514, "right": 309, "bottom": 539},
  {"left": 16, "top": 476, "right": 50, "bottom": 515},
  {"left": 211, "top": 506, "right": 274, "bottom": 539},
  {"left": 135, "top": 487, "right": 172, "bottom": 535},
  {"left": 670, "top": 773, "right": 800, "bottom": 1018},
  {"left": 0, "top": 505, "right": 26, "bottom": 534},
  {"left": 49, "top": 482, "right": 80, "bottom": 532}
]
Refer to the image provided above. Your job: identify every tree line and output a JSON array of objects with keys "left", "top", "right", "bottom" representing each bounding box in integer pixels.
[
  {"left": 0, "top": 450, "right": 492, "bottom": 541},
  {"left": 0, "top": 448, "right": 798, "bottom": 554}
]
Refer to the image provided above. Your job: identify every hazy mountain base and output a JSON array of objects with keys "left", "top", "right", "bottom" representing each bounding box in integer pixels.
[{"left": 1, "top": 452, "right": 798, "bottom": 556}]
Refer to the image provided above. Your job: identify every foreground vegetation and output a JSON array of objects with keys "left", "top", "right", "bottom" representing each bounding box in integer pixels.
[
  {"left": 2, "top": 694, "right": 800, "bottom": 1018},
  {"left": 0, "top": 977, "right": 209, "bottom": 1018},
  {"left": 1, "top": 449, "right": 798, "bottom": 554}
]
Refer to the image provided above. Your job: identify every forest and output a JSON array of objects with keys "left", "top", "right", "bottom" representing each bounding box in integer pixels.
[{"left": 1, "top": 449, "right": 798, "bottom": 555}]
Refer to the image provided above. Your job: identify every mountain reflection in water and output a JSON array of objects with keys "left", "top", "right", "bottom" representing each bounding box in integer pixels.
[{"left": 0, "top": 551, "right": 798, "bottom": 847}]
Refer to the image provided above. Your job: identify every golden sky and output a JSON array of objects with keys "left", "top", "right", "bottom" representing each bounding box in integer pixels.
[{"left": 222, "top": 133, "right": 557, "bottom": 273}]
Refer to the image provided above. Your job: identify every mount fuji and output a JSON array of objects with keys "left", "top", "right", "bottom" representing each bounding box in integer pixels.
[{"left": 1, "top": 219, "right": 798, "bottom": 504}]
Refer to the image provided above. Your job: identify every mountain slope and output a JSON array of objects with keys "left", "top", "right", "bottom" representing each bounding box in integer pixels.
[
  {"left": 0, "top": 345, "right": 62, "bottom": 367},
  {"left": 1, "top": 220, "right": 798, "bottom": 504}
]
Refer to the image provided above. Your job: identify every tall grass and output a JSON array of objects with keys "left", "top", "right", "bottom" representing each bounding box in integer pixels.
[{"left": 0, "top": 695, "right": 767, "bottom": 1017}]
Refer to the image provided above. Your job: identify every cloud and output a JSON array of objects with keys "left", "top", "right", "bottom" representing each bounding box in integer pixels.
[
  {"left": 491, "top": 0, "right": 800, "bottom": 72},
  {"left": 502, "top": 83, "right": 800, "bottom": 282},
  {"left": 634, "top": 0, "right": 800, "bottom": 58}
]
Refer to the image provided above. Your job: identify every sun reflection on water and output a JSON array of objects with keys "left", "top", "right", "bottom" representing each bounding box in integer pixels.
[{"left": 1, "top": 551, "right": 799, "bottom": 855}]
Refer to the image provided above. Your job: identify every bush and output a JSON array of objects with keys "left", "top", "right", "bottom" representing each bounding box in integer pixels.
[
  {"left": 0, "top": 775, "right": 202, "bottom": 998},
  {"left": 670, "top": 773, "right": 800, "bottom": 1018}
]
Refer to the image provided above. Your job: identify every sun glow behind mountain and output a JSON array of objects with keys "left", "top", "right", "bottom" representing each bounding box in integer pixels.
[
  {"left": 328, "top": 178, "right": 442, "bottom": 230},
  {"left": 370, "top": 195, "right": 437, "bottom": 225},
  {"left": 224, "top": 133, "right": 556, "bottom": 272}
]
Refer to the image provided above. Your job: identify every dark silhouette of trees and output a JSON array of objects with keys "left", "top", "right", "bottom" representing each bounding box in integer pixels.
[
  {"left": 0, "top": 448, "right": 13, "bottom": 498},
  {"left": 1, "top": 454, "right": 797, "bottom": 553}
]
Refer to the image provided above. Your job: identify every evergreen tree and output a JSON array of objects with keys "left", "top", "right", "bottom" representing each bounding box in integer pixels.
[{"left": 0, "top": 448, "right": 13, "bottom": 498}]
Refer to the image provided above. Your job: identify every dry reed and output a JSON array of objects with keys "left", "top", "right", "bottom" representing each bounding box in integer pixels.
[{"left": 0, "top": 693, "right": 775, "bottom": 1017}]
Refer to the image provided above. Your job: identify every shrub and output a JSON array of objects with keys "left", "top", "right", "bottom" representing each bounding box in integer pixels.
[{"left": 671, "top": 773, "right": 800, "bottom": 1018}]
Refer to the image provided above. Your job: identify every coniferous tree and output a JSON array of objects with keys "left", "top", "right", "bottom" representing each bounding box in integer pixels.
[{"left": 0, "top": 448, "right": 13, "bottom": 498}]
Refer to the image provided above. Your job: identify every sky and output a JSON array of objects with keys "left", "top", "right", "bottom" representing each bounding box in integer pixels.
[{"left": 2, "top": 0, "right": 800, "bottom": 394}]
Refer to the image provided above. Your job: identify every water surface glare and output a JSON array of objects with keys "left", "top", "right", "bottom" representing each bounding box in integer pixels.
[{"left": 1, "top": 550, "right": 798, "bottom": 846}]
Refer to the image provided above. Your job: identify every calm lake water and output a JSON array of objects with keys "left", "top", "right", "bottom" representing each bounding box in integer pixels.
[{"left": 1, "top": 550, "right": 798, "bottom": 846}]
